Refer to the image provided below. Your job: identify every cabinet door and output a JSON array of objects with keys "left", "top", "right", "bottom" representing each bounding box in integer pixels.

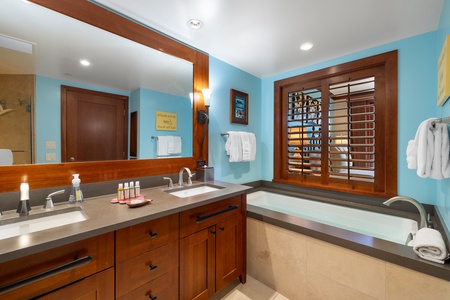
[
  {"left": 180, "top": 227, "right": 216, "bottom": 300},
  {"left": 216, "top": 216, "right": 243, "bottom": 291},
  {"left": 36, "top": 267, "right": 114, "bottom": 300}
]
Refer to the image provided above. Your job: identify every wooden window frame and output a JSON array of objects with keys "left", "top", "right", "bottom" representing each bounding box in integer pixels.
[{"left": 273, "top": 51, "right": 398, "bottom": 198}]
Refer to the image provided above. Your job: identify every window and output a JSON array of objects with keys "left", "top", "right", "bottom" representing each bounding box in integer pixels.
[{"left": 274, "top": 51, "right": 398, "bottom": 197}]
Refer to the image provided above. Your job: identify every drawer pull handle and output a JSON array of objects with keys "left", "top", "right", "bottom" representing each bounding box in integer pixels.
[
  {"left": 196, "top": 205, "right": 238, "bottom": 223},
  {"left": 149, "top": 264, "right": 158, "bottom": 271},
  {"left": 0, "top": 255, "right": 92, "bottom": 294},
  {"left": 149, "top": 231, "right": 158, "bottom": 238},
  {"left": 220, "top": 227, "right": 225, "bottom": 231},
  {"left": 149, "top": 294, "right": 158, "bottom": 300}
]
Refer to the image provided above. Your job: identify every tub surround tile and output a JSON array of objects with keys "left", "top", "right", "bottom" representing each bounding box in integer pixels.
[
  {"left": 307, "top": 238, "right": 386, "bottom": 299},
  {"left": 247, "top": 219, "right": 307, "bottom": 299},
  {"left": 248, "top": 216, "right": 450, "bottom": 300},
  {"left": 386, "top": 263, "right": 450, "bottom": 299}
]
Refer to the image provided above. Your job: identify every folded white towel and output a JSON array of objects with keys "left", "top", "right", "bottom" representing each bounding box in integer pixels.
[
  {"left": 407, "top": 118, "right": 450, "bottom": 179},
  {"left": 0, "top": 149, "right": 13, "bottom": 165},
  {"left": 413, "top": 228, "right": 449, "bottom": 264}
]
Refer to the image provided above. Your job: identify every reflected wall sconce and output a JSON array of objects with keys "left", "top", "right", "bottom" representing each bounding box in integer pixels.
[{"left": 198, "top": 88, "right": 212, "bottom": 124}]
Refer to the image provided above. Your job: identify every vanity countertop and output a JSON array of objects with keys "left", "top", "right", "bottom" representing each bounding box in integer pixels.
[{"left": 0, "top": 181, "right": 251, "bottom": 263}]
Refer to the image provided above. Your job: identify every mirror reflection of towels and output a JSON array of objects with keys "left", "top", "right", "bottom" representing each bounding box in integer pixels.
[{"left": 157, "top": 136, "right": 182, "bottom": 156}]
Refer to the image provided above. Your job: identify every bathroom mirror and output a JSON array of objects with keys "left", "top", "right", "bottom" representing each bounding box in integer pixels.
[
  {"left": 0, "top": 0, "right": 209, "bottom": 192},
  {"left": 0, "top": 0, "right": 194, "bottom": 164}
]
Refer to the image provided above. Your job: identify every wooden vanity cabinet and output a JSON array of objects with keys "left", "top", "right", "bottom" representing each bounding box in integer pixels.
[
  {"left": 179, "top": 195, "right": 247, "bottom": 300},
  {"left": 0, "top": 232, "right": 114, "bottom": 300},
  {"left": 115, "top": 214, "right": 179, "bottom": 299}
]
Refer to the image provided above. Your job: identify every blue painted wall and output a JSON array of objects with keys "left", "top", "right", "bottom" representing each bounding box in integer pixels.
[
  {"left": 208, "top": 57, "right": 262, "bottom": 184},
  {"left": 134, "top": 88, "right": 192, "bottom": 158},
  {"left": 210, "top": 0, "right": 450, "bottom": 231}
]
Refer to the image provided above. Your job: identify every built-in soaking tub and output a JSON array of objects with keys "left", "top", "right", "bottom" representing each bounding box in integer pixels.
[
  {"left": 247, "top": 190, "right": 418, "bottom": 245},
  {"left": 246, "top": 189, "right": 450, "bottom": 298}
]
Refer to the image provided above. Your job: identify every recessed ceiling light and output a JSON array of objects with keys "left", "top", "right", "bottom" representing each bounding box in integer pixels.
[
  {"left": 300, "top": 42, "right": 313, "bottom": 51},
  {"left": 187, "top": 19, "right": 204, "bottom": 29},
  {"left": 80, "top": 59, "right": 90, "bottom": 66}
]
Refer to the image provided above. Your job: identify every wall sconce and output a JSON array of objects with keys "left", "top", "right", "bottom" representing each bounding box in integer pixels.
[{"left": 198, "top": 89, "right": 212, "bottom": 124}]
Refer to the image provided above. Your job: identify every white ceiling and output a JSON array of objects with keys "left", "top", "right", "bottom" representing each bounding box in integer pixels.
[{"left": 94, "top": 0, "right": 444, "bottom": 78}]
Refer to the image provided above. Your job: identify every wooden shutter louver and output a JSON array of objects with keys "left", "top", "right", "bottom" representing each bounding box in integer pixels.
[
  {"left": 287, "top": 89, "right": 322, "bottom": 175},
  {"left": 328, "top": 77, "right": 375, "bottom": 182}
]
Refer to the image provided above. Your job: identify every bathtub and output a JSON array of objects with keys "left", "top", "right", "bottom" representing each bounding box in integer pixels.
[{"left": 247, "top": 191, "right": 418, "bottom": 245}]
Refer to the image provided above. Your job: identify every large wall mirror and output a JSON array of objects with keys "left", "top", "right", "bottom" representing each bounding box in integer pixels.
[
  {"left": 0, "top": 0, "right": 209, "bottom": 192},
  {"left": 1, "top": 0, "right": 193, "bottom": 164}
]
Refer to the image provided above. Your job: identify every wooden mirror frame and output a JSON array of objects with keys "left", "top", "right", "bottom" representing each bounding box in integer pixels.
[{"left": 0, "top": 0, "right": 209, "bottom": 192}]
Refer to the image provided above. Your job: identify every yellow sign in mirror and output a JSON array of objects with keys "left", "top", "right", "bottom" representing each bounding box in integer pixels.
[
  {"left": 156, "top": 111, "right": 177, "bottom": 131},
  {"left": 438, "top": 35, "right": 450, "bottom": 106}
]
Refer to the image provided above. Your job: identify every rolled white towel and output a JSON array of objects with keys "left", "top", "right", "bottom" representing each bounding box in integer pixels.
[{"left": 413, "top": 228, "right": 449, "bottom": 264}]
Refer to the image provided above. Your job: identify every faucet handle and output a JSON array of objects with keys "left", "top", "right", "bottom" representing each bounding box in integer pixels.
[
  {"left": 163, "top": 177, "right": 173, "bottom": 188},
  {"left": 44, "top": 189, "right": 65, "bottom": 209}
]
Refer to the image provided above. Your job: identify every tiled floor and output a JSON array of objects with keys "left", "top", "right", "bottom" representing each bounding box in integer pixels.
[{"left": 211, "top": 275, "right": 290, "bottom": 300}]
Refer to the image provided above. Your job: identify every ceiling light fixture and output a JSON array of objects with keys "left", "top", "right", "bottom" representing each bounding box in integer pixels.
[
  {"left": 80, "top": 59, "right": 90, "bottom": 66},
  {"left": 300, "top": 42, "right": 313, "bottom": 51},
  {"left": 187, "top": 19, "right": 204, "bottom": 30}
]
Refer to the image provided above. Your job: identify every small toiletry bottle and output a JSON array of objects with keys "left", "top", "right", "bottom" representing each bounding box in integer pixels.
[
  {"left": 117, "top": 183, "right": 124, "bottom": 201},
  {"left": 72, "top": 174, "right": 84, "bottom": 203},
  {"left": 129, "top": 181, "right": 135, "bottom": 199},
  {"left": 124, "top": 182, "right": 130, "bottom": 200},
  {"left": 135, "top": 181, "right": 140, "bottom": 197}
]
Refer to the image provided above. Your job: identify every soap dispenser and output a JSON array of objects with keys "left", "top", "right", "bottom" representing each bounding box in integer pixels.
[{"left": 69, "top": 174, "right": 84, "bottom": 204}]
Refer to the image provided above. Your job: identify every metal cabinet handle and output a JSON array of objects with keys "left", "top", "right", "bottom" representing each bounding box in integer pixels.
[
  {"left": 149, "top": 294, "right": 158, "bottom": 300},
  {"left": 0, "top": 256, "right": 92, "bottom": 294},
  {"left": 196, "top": 205, "right": 238, "bottom": 223},
  {"left": 149, "top": 264, "right": 157, "bottom": 271},
  {"left": 149, "top": 231, "right": 158, "bottom": 238}
]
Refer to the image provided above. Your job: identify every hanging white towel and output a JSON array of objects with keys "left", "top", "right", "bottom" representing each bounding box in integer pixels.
[
  {"left": 168, "top": 136, "right": 182, "bottom": 154},
  {"left": 406, "top": 118, "right": 450, "bottom": 179},
  {"left": 241, "top": 132, "right": 256, "bottom": 161},
  {"left": 413, "top": 228, "right": 449, "bottom": 264},
  {"left": 0, "top": 149, "right": 13, "bottom": 165},
  {"left": 225, "top": 131, "right": 243, "bottom": 162},
  {"left": 225, "top": 131, "right": 256, "bottom": 162},
  {"left": 156, "top": 136, "right": 170, "bottom": 156}
]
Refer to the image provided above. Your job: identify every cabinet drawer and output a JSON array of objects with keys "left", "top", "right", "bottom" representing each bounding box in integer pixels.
[
  {"left": 116, "top": 214, "right": 178, "bottom": 262},
  {"left": 117, "top": 268, "right": 178, "bottom": 300},
  {"left": 116, "top": 240, "right": 178, "bottom": 297},
  {"left": 0, "top": 232, "right": 114, "bottom": 300},
  {"left": 180, "top": 195, "right": 243, "bottom": 237}
]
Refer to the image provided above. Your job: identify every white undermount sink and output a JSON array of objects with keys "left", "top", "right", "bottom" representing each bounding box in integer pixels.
[
  {"left": 0, "top": 208, "right": 87, "bottom": 241},
  {"left": 167, "top": 184, "right": 223, "bottom": 198}
]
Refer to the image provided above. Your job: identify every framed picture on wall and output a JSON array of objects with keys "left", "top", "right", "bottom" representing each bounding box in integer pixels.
[{"left": 230, "top": 89, "right": 248, "bottom": 124}]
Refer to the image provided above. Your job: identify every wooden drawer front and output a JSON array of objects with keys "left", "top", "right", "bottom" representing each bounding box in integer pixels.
[
  {"left": 0, "top": 232, "right": 114, "bottom": 300},
  {"left": 117, "top": 268, "right": 178, "bottom": 300},
  {"left": 180, "top": 195, "right": 243, "bottom": 238},
  {"left": 116, "top": 240, "right": 178, "bottom": 297},
  {"left": 36, "top": 267, "right": 115, "bottom": 300},
  {"left": 116, "top": 214, "right": 178, "bottom": 262}
]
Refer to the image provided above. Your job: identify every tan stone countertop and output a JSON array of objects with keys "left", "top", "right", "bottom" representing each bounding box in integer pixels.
[{"left": 0, "top": 181, "right": 251, "bottom": 263}]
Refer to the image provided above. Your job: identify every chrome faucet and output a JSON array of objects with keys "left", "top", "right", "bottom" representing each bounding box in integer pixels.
[
  {"left": 17, "top": 182, "right": 31, "bottom": 216},
  {"left": 163, "top": 177, "right": 174, "bottom": 188},
  {"left": 178, "top": 167, "right": 192, "bottom": 186},
  {"left": 383, "top": 196, "right": 430, "bottom": 229},
  {"left": 44, "top": 190, "right": 65, "bottom": 209}
]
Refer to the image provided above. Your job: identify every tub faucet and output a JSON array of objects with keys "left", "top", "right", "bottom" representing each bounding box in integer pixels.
[
  {"left": 383, "top": 196, "right": 430, "bottom": 229},
  {"left": 178, "top": 167, "right": 192, "bottom": 186}
]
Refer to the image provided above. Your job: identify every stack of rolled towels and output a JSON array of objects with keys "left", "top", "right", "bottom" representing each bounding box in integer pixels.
[{"left": 413, "top": 227, "right": 449, "bottom": 264}]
